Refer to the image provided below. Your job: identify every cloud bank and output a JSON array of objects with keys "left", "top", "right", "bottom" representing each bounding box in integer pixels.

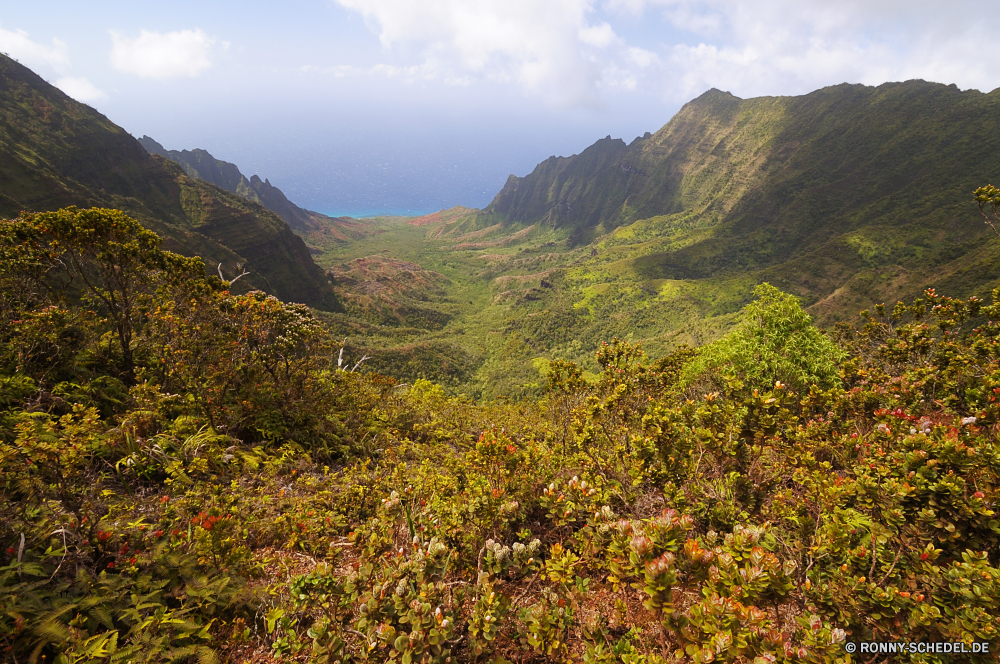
[
  {"left": 334, "top": 0, "right": 617, "bottom": 107},
  {"left": 110, "top": 29, "right": 216, "bottom": 79},
  {"left": 645, "top": 0, "right": 1000, "bottom": 101},
  {"left": 331, "top": 0, "right": 1000, "bottom": 108}
]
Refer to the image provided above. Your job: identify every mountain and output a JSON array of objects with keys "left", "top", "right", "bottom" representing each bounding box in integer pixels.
[
  {"left": 309, "top": 81, "right": 1000, "bottom": 397},
  {"left": 474, "top": 80, "right": 1000, "bottom": 315},
  {"left": 0, "top": 53, "right": 338, "bottom": 309},
  {"left": 487, "top": 83, "right": 1000, "bottom": 236},
  {"left": 138, "top": 136, "right": 334, "bottom": 233},
  {"left": 138, "top": 136, "right": 373, "bottom": 247}
]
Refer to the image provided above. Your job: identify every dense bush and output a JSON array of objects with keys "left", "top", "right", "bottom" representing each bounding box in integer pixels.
[
  {"left": 680, "top": 283, "right": 845, "bottom": 395},
  {"left": 3, "top": 207, "right": 1000, "bottom": 663}
]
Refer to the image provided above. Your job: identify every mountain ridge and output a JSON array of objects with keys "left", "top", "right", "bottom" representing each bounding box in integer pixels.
[
  {"left": 138, "top": 135, "right": 375, "bottom": 248},
  {"left": 139, "top": 136, "right": 317, "bottom": 231},
  {"left": 0, "top": 53, "right": 338, "bottom": 310},
  {"left": 477, "top": 79, "right": 998, "bottom": 291},
  {"left": 486, "top": 81, "right": 997, "bottom": 238}
]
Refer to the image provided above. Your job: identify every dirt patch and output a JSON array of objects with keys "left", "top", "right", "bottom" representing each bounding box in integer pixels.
[{"left": 409, "top": 206, "right": 476, "bottom": 226}]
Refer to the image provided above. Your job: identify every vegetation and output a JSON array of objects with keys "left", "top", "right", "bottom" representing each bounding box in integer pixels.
[
  {"left": 5, "top": 206, "right": 1000, "bottom": 663},
  {"left": 305, "top": 82, "right": 1000, "bottom": 399},
  {"left": 678, "top": 284, "right": 845, "bottom": 394},
  {"left": 5, "top": 50, "right": 1000, "bottom": 663}
]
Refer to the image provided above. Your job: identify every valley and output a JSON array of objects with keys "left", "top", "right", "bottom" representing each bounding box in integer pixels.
[
  {"left": 296, "top": 82, "right": 1000, "bottom": 399},
  {"left": 5, "top": 48, "right": 1000, "bottom": 663}
]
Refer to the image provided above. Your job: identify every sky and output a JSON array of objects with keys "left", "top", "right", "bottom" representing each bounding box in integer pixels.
[{"left": 3, "top": 1, "right": 1000, "bottom": 217}]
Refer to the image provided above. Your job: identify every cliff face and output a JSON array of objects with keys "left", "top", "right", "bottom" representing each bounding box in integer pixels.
[
  {"left": 138, "top": 136, "right": 327, "bottom": 232},
  {"left": 486, "top": 81, "right": 1000, "bottom": 263},
  {"left": 0, "top": 54, "right": 338, "bottom": 310}
]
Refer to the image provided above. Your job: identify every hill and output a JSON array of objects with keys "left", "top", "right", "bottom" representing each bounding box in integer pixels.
[
  {"left": 5, "top": 72, "right": 1000, "bottom": 663},
  {"left": 137, "top": 136, "right": 369, "bottom": 244},
  {"left": 309, "top": 81, "right": 1000, "bottom": 396},
  {"left": 487, "top": 83, "right": 995, "bottom": 237},
  {"left": 478, "top": 81, "right": 1000, "bottom": 312},
  {"left": 0, "top": 53, "right": 338, "bottom": 309},
  {"left": 6, "top": 204, "right": 1000, "bottom": 664}
]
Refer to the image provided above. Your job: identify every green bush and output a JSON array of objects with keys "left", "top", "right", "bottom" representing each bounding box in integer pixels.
[{"left": 681, "top": 283, "right": 845, "bottom": 394}]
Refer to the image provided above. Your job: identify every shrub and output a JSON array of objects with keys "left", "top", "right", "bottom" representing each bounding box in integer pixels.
[{"left": 681, "top": 283, "right": 845, "bottom": 394}]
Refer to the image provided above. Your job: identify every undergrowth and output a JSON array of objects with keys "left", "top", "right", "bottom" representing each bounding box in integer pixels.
[{"left": 3, "top": 207, "right": 1000, "bottom": 663}]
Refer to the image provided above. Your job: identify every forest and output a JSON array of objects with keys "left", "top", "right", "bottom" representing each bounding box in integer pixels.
[{"left": 3, "top": 204, "right": 1000, "bottom": 663}]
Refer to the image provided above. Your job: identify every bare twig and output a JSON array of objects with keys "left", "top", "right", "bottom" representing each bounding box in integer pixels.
[
  {"left": 878, "top": 545, "right": 905, "bottom": 585},
  {"left": 16, "top": 532, "right": 24, "bottom": 580},
  {"left": 513, "top": 570, "right": 542, "bottom": 608},
  {"left": 977, "top": 202, "right": 1000, "bottom": 237},
  {"left": 337, "top": 340, "right": 346, "bottom": 370},
  {"left": 48, "top": 528, "right": 69, "bottom": 580},
  {"left": 218, "top": 262, "right": 251, "bottom": 284},
  {"left": 869, "top": 531, "right": 879, "bottom": 579}
]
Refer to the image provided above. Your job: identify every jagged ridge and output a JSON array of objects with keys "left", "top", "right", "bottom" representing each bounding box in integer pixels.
[{"left": 0, "top": 53, "right": 338, "bottom": 310}]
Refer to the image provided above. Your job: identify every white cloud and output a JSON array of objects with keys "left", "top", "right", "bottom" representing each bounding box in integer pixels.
[
  {"left": 622, "top": 0, "right": 1000, "bottom": 101},
  {"left": 329, "top": 0, "right": 1000, "bottom": 110},
  {"left": 334, "top": 0, "right": 614, "bottom": 107},
  {"left": 579, "top": 22, "right": 616, "bottom": 47},
  {"left": 0, "top": 25, "right": 105, "bottom": 104},
  {"left": 110, "top": 29, "right": 216, "bottom": 79},
  {"left": 55, "top": 77, "right": 106, "bottom": 103},
  {"left": 627, "top": 47, "right": 657, "bottom": 68},
  {"left": 0, "top": 25, "right": 70, "bottom": 72}
]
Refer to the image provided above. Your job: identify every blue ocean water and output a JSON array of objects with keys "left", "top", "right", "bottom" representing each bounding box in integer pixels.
[
  {"left": 206, "top": 130, "right": 525, "bottom": 216},
  {"left": 165, "top": 110, "right": 663, "bottom": 219}
]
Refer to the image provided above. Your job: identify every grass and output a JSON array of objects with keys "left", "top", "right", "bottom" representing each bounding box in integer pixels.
[{"left": 302, "top": 212, "right": 758, "bottom": 399}]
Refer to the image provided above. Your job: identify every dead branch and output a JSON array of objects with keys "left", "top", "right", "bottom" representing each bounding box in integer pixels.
[{"left": 218, "top": 262, "right": 251, "bottom": 284}]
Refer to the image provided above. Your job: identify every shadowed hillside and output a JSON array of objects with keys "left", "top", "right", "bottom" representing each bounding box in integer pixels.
[
  {"left": 138, "top": 136, "right": 369, "bottom": 245},
  {"left": 487, "top": 83, "right": 998, "bottom": 244},
  {"left": 0, "top": 54, "right": 338, "bottom": 309}
]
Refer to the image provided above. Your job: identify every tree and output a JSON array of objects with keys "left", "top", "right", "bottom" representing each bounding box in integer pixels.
[
  {"left": 680, "top": 283, "right": 845, "bottom": 394},
  {"left": 0, "top": 207, "right": 207, "bottom": 384},
  {"left": 147, "top": 289, "right": 339, "bottom": 445},
  {"left": 974, "top": 184, "right": 1000, "bottom": 237}
]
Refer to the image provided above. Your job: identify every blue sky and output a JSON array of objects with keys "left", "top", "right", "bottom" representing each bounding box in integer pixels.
[{"left": 4, "top": 1, "right": 1000, "bottom": 216}]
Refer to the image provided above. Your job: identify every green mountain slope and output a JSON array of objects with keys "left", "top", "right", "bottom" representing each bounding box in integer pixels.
[
  {"left": 474, "top": 80, "right": 1000, "bottom": 320},
  {"left": 310, "top": 81, "right": 1000, "bottom": 397},
  {"left": 0, "top": 54, "right": 338, "bottom": 309},
  {"left": 489, "top": 83, "right": 995, "bottom": 235},
  {"left": 137, "top": 135, "right": 371, "bottom": 247},
  {"left": 140, "top": 136, "right": 307, "bottom": 230}
]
